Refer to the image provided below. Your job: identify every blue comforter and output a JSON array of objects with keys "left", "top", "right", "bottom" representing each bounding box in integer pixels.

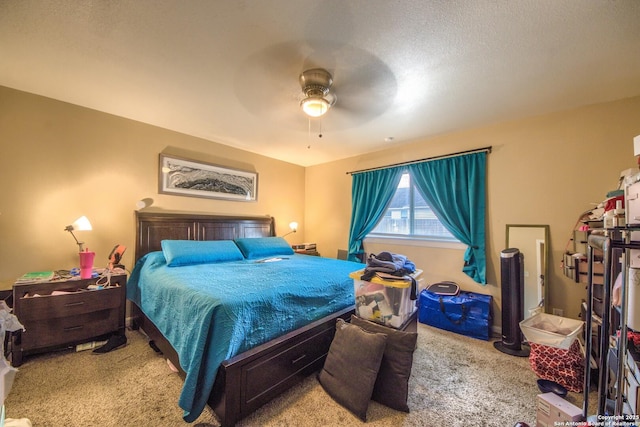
[{"left": 127, "top": 252, "right": 361, "bottom": 422}]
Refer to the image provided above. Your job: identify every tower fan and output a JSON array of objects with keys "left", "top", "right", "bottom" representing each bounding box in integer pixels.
[{"left": 494, "top": 248, "right": 530, "bottom": 357}]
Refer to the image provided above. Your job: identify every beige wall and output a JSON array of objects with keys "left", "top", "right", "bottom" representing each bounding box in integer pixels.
[
  {"left": 3, "top": 85, "right": 640, "bottom": 326},
  {"left": 306, "top": 96, "right": 640, "bottom": 323},
  {"left": 0, "top": 86, "right": 306, "bottom": 288}
]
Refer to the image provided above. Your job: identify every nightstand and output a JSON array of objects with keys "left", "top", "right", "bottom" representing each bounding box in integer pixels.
[
  {"left": 292, "top": 243, "right": 318, "bottom": 256},
  {"left": 295, "top": 249, "right": 320, "bottom": 256},
  {"left": 11, "top": 272, "right": 126, "bottom": 366}
]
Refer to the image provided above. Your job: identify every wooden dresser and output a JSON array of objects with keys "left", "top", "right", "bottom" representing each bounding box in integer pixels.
[{"left": 11, "top": 273, "right": 126, "bottom": 366}]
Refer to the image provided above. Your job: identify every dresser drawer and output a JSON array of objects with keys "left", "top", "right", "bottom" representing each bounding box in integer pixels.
[
  {"left": 242, "top": 325, "right": 334, "bottom": 410},
  {"left": 16, "top": 287, "right": 122, "bottom": 322},
  {"left": 18, "top": 308, "right": 121, "bottom": 350}
]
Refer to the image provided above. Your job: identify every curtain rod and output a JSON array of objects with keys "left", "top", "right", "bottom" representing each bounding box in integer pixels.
[{"left": 346, "top": 146, "right": 492, "bottom": 175}]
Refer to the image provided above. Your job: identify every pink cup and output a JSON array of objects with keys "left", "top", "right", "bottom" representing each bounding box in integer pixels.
[{"left": 79, "top": 250, "right": 95, "bottom": 279}]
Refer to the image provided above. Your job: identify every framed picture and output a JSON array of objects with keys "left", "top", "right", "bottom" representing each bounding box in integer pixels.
[{"left": 159, "top": 154, "right": 258, "bottom": 201}]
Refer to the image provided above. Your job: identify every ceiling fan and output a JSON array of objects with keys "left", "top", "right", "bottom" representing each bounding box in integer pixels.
[
  {"left": 233, "top": 41, "right": 397, "bottom": 131},
  {"left": 299, "top": 68, "right": 337, "bottom": 118}
]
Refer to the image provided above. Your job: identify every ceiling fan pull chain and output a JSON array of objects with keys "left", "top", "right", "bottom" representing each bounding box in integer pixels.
[{"left": 306, "top": 118, "right": 324, "bottom": 149}]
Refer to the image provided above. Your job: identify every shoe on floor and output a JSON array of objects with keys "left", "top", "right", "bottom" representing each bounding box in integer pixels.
[{"left": 93, "top": 334, "right": 127, "bottom": 354}]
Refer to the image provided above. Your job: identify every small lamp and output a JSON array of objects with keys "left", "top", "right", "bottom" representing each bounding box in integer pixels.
[
  {"left": 282, "top": 221, "right": 298, "bottom": 238},
  {"left": 64, "top": 216, "right": 92, "bottom": 252}
]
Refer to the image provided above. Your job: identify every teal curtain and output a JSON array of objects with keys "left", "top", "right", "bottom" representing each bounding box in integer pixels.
[
  {"left": 407, "top": 152, "right": 487, "bottom": 284},
  {"left": 347, "top": 167, "right": 404, "bottom": 262}
]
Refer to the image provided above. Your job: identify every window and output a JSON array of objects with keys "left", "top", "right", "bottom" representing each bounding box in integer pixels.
[{"left": 370, "top": 172, "right": 457, "bottom": 241}]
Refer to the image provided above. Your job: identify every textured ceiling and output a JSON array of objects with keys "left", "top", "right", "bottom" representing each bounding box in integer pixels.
[{"left": 1, "top": 0, "right": 640, "bottom": 166}]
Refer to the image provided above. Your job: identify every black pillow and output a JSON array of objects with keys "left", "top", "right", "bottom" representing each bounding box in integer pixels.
[
  {"left": 351, "top": 315, "right": 418, "bottom": 412},
  {"left": 318, "top": 318, "right": 387, "bottom": 421}
]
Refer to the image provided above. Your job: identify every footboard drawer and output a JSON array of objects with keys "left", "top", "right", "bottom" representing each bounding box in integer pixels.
[
  {"left": 242, "top": 325, "right": 334, "bottom": 409},
  {"left": 211, "top": 306, "right": 354, "bottom": 427}
]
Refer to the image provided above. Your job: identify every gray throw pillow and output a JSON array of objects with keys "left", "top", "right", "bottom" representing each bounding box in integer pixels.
[
  {"left": 351, "top": 315, "right": 418, "bottom": 412},
  {"left": 318, "top": 318, "right": 388, "bottom": 421}
]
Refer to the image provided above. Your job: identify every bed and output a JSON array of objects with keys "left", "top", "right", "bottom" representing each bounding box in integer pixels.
[{"left": 127, "top": 211, "right": 362, "bottom": 426}]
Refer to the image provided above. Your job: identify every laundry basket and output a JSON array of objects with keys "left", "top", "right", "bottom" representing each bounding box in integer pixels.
[
  {"left": 519, "top": 313, "right": 585, "bottom": 392},
  {"left": 520, "top": 313, "right": 583, "bottom": 350}
]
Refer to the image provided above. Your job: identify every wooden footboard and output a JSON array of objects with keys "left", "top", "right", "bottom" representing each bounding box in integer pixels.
[{"left": 131, "top": 303, "right": 354, "bottom": 427}]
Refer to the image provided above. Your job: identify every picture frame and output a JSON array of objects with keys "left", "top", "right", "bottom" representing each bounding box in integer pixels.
[{"left": 158, "top": 154, "right": 258, "bottom": 201}]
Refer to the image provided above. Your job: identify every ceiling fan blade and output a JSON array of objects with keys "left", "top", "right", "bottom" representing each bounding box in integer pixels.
[{"left": 329, "top": 59, "right": 397, "bottom": 126}]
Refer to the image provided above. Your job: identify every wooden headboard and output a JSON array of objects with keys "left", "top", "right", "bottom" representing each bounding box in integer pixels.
[{"left": 135, "top": 211, "right": 275, "bottom": 261}]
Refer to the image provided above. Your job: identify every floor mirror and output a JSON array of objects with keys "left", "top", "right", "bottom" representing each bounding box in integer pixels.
[{"left": 506, "top": 224, "right": 550, "bottom": 318}]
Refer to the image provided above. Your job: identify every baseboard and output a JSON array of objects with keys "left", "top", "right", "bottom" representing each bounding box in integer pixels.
[
  {"left": 492, "top": 324, "right": 502, "bottom": 338},
  {"left": 126, "top": 315, "right": 135, "bottom": 329}
]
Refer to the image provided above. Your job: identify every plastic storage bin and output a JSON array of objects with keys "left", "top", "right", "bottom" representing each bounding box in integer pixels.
[
  {"left": 350, "top": 269, "right": 422, "bottom": 329},
  {"left": 520, "top": 313, "right": 583, "bottom": 350}
]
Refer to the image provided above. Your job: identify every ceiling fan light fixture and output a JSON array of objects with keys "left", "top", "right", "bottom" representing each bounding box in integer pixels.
[
  {"left": 300, "top": 96, "right": 330, "bottom": 117},
  {"left": 299, "top": 68, "right": 335, "bottom": 118}
]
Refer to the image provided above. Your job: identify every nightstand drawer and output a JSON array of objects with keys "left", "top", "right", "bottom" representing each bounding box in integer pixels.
[
  {"left": 17, "top": 287, "right": 122, "bottom": 322},
  {"left": 20, "top": 309, "right": 121, "bottom": 350}
]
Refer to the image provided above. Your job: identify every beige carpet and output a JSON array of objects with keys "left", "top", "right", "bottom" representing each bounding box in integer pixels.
[{"left": 5, "top": 323, "right": 590, "bottom": 426}]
